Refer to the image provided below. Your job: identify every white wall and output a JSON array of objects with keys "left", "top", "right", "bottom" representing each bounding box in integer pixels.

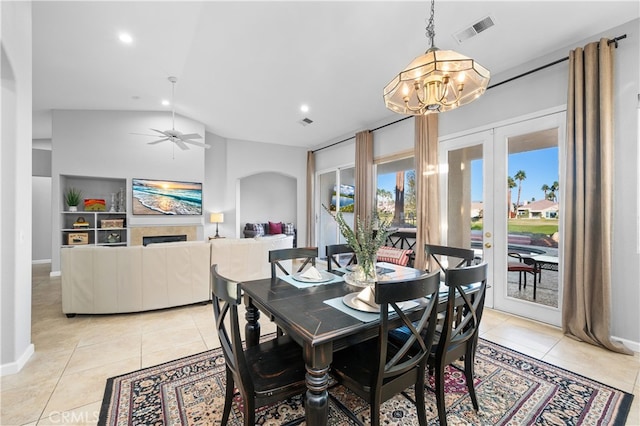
[
  {"left": 225, "top": 138, "right": 308, "bottom": 242},
  {"left": 32, "top": 177, "right": 52, "bottom": 262},
  {"left": 50, "top": 110, "right": 206, "bottom": 272},
  {"left": 1, "top": 1, "right": 34, "bottom": 374},
  {"left": 314, "top": 19, "right": 640, "bottom": 347},
  {"left": 240, "top": 172, "right": 297, "bottom": 233}
]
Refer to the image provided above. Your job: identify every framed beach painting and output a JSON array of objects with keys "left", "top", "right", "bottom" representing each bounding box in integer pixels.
[{"left": 132, "top": 178, "right": 202, "bottom": 215}]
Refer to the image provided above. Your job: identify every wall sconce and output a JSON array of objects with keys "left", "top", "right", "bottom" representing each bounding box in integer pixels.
[{"left": 209, "top": 212, "right": 224, "bottom": 239}]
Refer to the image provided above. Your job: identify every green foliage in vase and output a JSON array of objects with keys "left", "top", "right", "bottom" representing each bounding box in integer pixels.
[
  {"left": 323, "top": 205, "right": 393, "bottom": 265},
  {"left": 65, "top": 187, "right": 82, "bottom": 207}
]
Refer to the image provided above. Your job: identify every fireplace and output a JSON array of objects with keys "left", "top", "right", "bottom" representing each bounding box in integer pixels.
[
  {"left": 129, "top": 226, "right": 198, "bottom": 246},
  {"left": 143, "top": 234, "right": 187, "bottom": 246}
]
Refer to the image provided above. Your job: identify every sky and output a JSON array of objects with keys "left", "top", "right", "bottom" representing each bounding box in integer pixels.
[
  {"left": 471, "top": 147, "right": 559, "bottom": 203},
  {"left": 376, "top": 146, "right": 559, "bottom": 204}
]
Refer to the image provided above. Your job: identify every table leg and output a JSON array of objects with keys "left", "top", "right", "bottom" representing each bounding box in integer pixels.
[
  {"left": 244, "top": 301, "right": 260, "bottom": 348},
  {"left": 304, "top": 345, "right": 331, "bottom": 426}
]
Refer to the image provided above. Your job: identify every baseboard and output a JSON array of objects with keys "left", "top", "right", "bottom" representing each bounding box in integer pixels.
[
  {"left": 612, "top": 335, "right": 640, "bottom": 353},
  {"left": 32, "top": 259, "right": 51, "bottom": 264},
  {"left": 50, "top": 270, "right": 61, "bottom": 277},
  {"left": 0, "top": 343, "right": 34, "bottom": 376}
]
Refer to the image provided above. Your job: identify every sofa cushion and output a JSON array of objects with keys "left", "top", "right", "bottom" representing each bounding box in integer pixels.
[
  {"left": 249, "top": 223, "right": 265, "bottom": 236},
  {"left": 269, "top": 221, "right": 283, "bottom": 234},
  {"left": 282, "top": 222, "right": 295, "bottom": 235},
  {"left": 377, "top": 246, "right": 413, "bottom": 267}
]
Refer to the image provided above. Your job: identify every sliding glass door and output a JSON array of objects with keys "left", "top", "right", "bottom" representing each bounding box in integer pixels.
[{"left": 317, "top": 167, "right": 355, "bottom": 259}]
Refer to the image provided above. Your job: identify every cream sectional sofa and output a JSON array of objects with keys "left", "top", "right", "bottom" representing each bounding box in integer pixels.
[{"left": 61, "top": 235, "right": 293, "bottom": 315}]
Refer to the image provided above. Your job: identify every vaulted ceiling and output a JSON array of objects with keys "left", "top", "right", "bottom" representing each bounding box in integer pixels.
[{"left": 32, "top": 1, "right": 639, "bottom": 148}]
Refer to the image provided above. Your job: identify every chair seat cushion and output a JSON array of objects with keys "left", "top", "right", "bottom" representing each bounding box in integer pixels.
[
  {"left": 245, "top": 335, "right": 306, "bottom": 396},
  {"left": 507, "top": 261, "right": 534, "bottom": 272},
  {"left": 377, "top": 247, "right": 413, "bottom": 266}
]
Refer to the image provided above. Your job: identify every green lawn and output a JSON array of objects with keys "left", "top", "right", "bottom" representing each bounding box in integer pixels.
[{"left": 472, "top": 218, "right": 558, "bottom": 236}]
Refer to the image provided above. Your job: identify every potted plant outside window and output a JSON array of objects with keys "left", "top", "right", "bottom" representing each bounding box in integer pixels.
[{"left": 65, "top": 187, "right": 82, "bottom": 212}]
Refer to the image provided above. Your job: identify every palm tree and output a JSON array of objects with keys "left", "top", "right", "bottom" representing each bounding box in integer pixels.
[
  {"left": 514, "top": 170, "right": 526, "bottom": 216},
  {"left": 507, "top": 176, "right": 517, "bottom": 218},
  {"left": 393, "top": 171, "right": 405, "bottom": 225},
  {"left": 541, "top": 183, "right": 550, "bottom": 199},
  {"left": 551, "top": 181, "right": 559, "bottom": 202}
]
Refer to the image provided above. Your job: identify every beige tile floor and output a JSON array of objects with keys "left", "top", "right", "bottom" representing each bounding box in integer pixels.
[{"left": 1, "top": 263, "right": 638, "bottom": 425}]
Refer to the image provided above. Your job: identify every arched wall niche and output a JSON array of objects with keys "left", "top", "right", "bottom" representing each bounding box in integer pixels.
[{"left": 237, "top": 172, "right": 297, "bottom": 236}]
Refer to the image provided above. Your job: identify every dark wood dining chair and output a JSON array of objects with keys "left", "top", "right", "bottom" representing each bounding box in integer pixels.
[
  {"left": 330, "top": 271, "right": 441, "bottom": 426},
  {"left": 507, "top": 252, "right": 539, "bottom": 299},
  {"left": 269, "top": 247, "right": 318, "bottom": 277},
  {"left": 429, "top": 262, "right": 488, "bottom": 426},
  {"left": 424, "top": 244, "right": 476, "bottom": 273},
  {"left": 325, "top": 243, "right": 356, "bottom": 272},
  {"left": 210, "top": 265, "right": 307, "bottom": 425}
]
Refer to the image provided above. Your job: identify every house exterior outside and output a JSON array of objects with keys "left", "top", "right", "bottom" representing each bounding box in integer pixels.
[{"left": 517, "top": 199, "right": 559, "bottom": 219}]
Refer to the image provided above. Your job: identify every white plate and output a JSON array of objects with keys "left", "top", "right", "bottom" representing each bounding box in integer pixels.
[
  {"left": 292, "top": 270, "right": 335, "bottom": 283},
  {"left": 342, "top": 292, "right": 404, "bottom": 313}
]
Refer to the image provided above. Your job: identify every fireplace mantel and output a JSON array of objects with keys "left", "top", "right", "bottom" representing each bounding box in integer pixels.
[{"left": 129, "top": 226, "right": 198, "bottom": 246}]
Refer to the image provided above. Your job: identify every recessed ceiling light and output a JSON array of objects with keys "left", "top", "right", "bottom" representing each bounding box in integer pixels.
[
  {"left": 119, "top": 33, "right": 133, "bottom": 44},
  {"left": 161, "top": 100, "right": 170, "bottom": 106},
  {"left": 300, "top": 104, "right": 309, "bottom": 113}
]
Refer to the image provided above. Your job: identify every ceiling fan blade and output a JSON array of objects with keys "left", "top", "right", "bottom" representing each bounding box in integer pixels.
[
  {"left": 182, "top": 139, "right": 211, "bottom": 149},
  {"left": 131, "top": 132, "right": 162, "bottom": 137},
  {"left": 174, "top": 139, "right": 190, "bottom": 150},
  {"left": 148, "top": 138, "right": 170, "bottom": 145},
  {"left": 149, "top": 128, "right": 169, "bottom": 136},
  {"left": 179, "top": 133, "right": 202, "bottom": 140}
]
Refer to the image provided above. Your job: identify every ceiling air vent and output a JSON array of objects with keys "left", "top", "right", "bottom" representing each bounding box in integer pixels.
[
  {"left": 299, "top": 117, "right": 314, "bottom": 127},
  {"left": 453, "top": 15, "right": 496, "bottom": 44}
]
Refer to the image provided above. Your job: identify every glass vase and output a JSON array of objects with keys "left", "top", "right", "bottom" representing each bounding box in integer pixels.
[{"left": 355, "top": 252, "right": 377, "bottom": 286}]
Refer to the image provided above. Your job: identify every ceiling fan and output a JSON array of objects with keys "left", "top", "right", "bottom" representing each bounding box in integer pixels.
[{"left": 132, "top": 76, "right": 210, "bottom": 150}]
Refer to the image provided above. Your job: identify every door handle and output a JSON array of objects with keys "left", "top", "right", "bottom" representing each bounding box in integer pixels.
[{"left": 484, "top": 242, "right": 492, "bottom": 248}]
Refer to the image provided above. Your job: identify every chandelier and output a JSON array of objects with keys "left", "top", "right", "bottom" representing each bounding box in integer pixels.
[{"left": 383, "top": 0, "right": 490, "bottom": 115}]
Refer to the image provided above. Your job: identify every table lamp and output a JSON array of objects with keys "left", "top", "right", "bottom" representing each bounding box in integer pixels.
[{"left": 210, "top": 212, "right": 224, "bottom": 238}]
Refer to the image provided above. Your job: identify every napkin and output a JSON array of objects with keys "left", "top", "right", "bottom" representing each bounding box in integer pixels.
[
  {"left": 301, "top": 266, "right": 323, "bottom": 280},
  {"left": 356, "top": 286, "right": 378, "bottom": 308}
]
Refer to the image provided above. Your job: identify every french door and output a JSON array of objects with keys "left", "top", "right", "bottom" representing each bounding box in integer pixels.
[{"left": 440, "top": 111, "right": 564, "bottom": 326}]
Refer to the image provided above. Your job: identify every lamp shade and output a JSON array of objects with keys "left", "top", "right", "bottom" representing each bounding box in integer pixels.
[{"left": 210, "top": 213, "right": 224, "bottom": 223}]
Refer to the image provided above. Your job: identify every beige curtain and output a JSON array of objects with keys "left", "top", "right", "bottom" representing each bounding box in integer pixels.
[
  {"left": 355, "top": 130, "right": 374, "bottom": 222},
  {"left": 563, "top": 39, "right": 631, "bottom": 355},
  {"left": 306, "top": 151, "right": 315, "bottom": 246},
  {"left": 414, "top": 114, "right": 440, "bottom": 270}
]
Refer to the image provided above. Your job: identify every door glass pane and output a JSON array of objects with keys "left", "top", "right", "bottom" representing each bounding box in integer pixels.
[
  {"left": 318, "top": 171, "right": 337, "bottom": 259},
  {"left": 507, "top": 129, "right": 559, "bottom": 308},
  {"left": 318, "top": 167, "right": 355, "bottom": 258},
  {"left": 448, "top": 144, "right": 483, "bottom": 260}
]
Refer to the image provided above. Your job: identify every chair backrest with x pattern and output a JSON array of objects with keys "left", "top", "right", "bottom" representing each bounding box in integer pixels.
[
  {"left": 424, "top": 244, "right": 475, "bottom": 275},
  {"left": 269, "top": 247, "right": 318, "bottom": 277},
  {"left": 375, "top": 271, "right": 440, "bottom": 382},
  {"left": 438, "top": 262, "right": 488, "bottom": 361},
  {"left": 210, "top": 265, "right": 254, "bottom": 396},
  {"left": 325, "top": 244, "right": 356, "bottom": 272}
]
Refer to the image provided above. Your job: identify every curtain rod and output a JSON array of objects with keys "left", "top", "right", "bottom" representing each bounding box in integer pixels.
[{"left": 312, "top": 33, "right": 627, "bottom": 153}]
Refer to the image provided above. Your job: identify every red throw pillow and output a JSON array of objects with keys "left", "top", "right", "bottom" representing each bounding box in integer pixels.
[{"left": 268, "top": 221, "right": 283, "bottom": 234}]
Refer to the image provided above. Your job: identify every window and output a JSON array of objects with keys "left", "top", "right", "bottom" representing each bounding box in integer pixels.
[{"left": 376, "top": 157, "right": 416, "bottom": 228}]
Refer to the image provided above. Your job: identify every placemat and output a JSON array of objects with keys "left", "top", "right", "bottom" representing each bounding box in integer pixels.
[{"left": 324, "top": 295, "right": 419, "bottom": 322}]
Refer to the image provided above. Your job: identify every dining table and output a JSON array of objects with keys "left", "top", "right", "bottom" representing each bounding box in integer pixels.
[{"left": 240, "top": 262, "right": 475, "bottom": 426}]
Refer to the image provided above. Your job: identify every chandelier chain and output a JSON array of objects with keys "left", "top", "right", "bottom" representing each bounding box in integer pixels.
[{"left": 425, "top": 0, "right": 436, "bottom": 48}]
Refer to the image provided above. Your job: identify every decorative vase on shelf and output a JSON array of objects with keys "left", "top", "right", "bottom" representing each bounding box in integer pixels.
[
  {"left": 68, "top": 206, "right": 78, "bottom": 212},
  {"left": 109, "top": 193, "right": 116, "bottom": 212}
]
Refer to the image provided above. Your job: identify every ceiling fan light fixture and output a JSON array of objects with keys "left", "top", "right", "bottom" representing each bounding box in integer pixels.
[
  {"left": 136, "top": 76, "right": 210, "bottom": 150},
  {"left": 383, "top": 0, "right": 490, "bottom": 115}
]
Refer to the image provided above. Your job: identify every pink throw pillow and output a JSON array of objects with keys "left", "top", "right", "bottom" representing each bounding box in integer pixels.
[{"left": 268, "top": 221, "right": 283, "bottom": 234}]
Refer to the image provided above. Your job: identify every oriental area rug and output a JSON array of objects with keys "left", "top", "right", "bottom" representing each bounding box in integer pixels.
[{"left": 99, "top": 338, "right": 633, "bottom": 425}]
